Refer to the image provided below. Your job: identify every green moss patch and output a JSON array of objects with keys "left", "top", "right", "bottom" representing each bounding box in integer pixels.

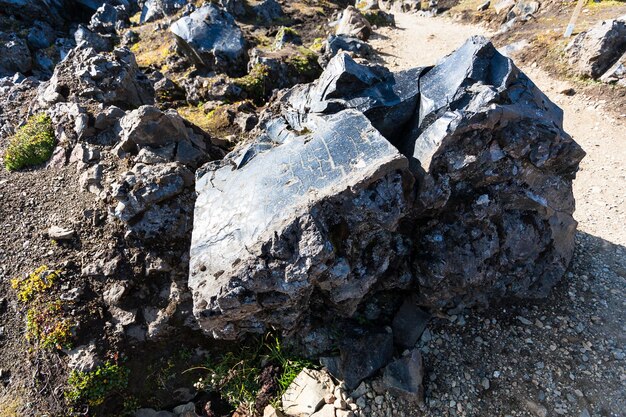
[
  {"left": 4, "top": 113, "right": 55, "bottom": 171},
  {"left": 234, "top": 64, "right": 271, "bottom": 104},
  {"left": 65, "top": 362, "right": 130, "bottom": 407}
]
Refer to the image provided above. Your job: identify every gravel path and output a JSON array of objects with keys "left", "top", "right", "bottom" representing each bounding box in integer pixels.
[{"left": 362, "top": 13, "right": 626, "bottom": 417}]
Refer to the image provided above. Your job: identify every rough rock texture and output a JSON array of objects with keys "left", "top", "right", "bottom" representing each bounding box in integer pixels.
[
  {"left": 382, "top": 349, "right": 424, "bottom": 401},
  {"left": 565, "top": 15, "right": 626, "bottom": 79},
  {"left": 335, "top": 6, "right": 372, "bottom": 41},
  {"left": 405, "top": 37, "right": 585, "bottom": 308},
  {"left": 253, "top": 0, "right": 283, "bottom": 25},
  {"left": 0, "top": 32, "right": 32, "bottom": 76},
  {"left": 280, "top": 53, "right": 425, "bottom": 141},
  {"left": 140, "top": 0, "right": 186, "bottom": 23},
  {"left": 319, "top": 34, "right": 375, "bottom": 67},
  {"left": 600, "top": 51, "right": 626, "bottom": 86},
  {"left": 190, "top": 110, "right": 412, "bottom": 339},
  {"left": 38, "top": 47, "right": 154, "bottom": 109},
  {"left": 170, "top": 4, "right": 248, "bottom": 76},
  {"left": 111, "top": 162, "right": 193, "bottom": 223},
  {"left": 116, "top": 105, "right": 220, "bottom": 167},
  {"left": 188, "top": 37, "right": 585, "bottom": 340}
]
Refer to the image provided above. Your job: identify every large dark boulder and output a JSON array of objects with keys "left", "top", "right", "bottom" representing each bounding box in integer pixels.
[
  {"left": 170, "top": 4, "right": 248, "bottom": 76},
  {"left": 189, "top": 110, "right": 413, "bottom": 339},
  {"left": 403, "top": 37, "right": 585, "bottom": 308},
  {"left": 188, "top": 36, "right": 585, "bottom": 340}
]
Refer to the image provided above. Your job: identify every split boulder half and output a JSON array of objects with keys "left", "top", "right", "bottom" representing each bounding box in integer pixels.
[{"left": 189, "top": 36, "right": 585, "bottom": 340}]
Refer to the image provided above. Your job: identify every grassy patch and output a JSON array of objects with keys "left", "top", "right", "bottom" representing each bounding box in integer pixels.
[
  {"left": 364, "top": 10, "right": 394, "bottom": 27},
  {"left": 0, "top": 395, "right": 23, "bottom": 417},
  {"left": 26, "top": 301, "right": 73, "bottom": 349},
  {"left": 65, "top": 362, "right": 130, "bottom": 407},
  {"left": 190, "top": 335, "right": 314, "bottom": 413},
  {"left": 11, "top": 266, "right": 74, "bottom": 350},
  {"left": 4, "top": 113, "right": 55, "bottom": 171},
  {"left": 234, "top": 63, "right": 271, "bottom": 104},
  {"left": 287, "top": 47, "right": 322, "bottom": 79},
  {"left": 11, "top": 265, "right": 61, "bottom": 303}
]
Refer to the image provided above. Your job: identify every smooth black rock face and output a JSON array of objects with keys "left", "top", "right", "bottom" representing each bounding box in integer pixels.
[
  {"left": 170, "top": 4, "right": 247, "bottom": 76},
  {"left": 190, "top": 110, "right": 412, "bottom": 339},
  {"left": 280, "top": 53, "right": 425, "bottom": 142},
  {"left": 189, "top": 37, "right": 585, "bottom": 341}
]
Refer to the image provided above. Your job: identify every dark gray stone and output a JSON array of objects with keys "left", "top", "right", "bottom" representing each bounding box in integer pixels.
[
  {"left": 111, "top": 162, "right": 193, "bottom": 223},
  {"left": 170, "top": 4, "right": 248, "bottom": 76},
  {"left": 216, "top": 0, "right": 246, "bottom": 17},
  {"left": 477, "top": 0, "right": 490, "bottom": 11},
  {"left": 38, "top": 47, "right": 154, "bottom": 109},
  {"left": 340, "top": 330, "right": 394, "bottom": 390},
  {"left": 404, "top": 37, "right": 585, "bottom": 308},
  {"left": 0, "top": 33, "right": 32, "bottom": 76},
  {"left": 27, "top": 21, "right": 56, "bottom": 50},
  {"left": 140, "top": 0, "right": 186, "bottom": 23},
  {"left": 188, "top": 36, "right": 585, "bottom": 342},
  {"left": 74, "top": 25, "right": 115, "bottom": 52},
  {"left": 319, "top": 35, "right": 375, "bottom": 67},
  {"left": 90, "top": 3, "right": 126, "bottom": 34},
  {"left": 281, "top": 52, "right": 424, "bottom": 142},
  {"left": 253, "top": 0, "right": 283, "bottom": 25},
  {"left": 382, "top": 349, "right": 424, "bottom": 401},
  {"left": 565, "top": 15, "right": 626, "bottom": 79},
  {"left": 392, "top": 295, "right": 430, "bottom": 349},
  {"left": 335, "top": 6, "right": 372, "bottom": 41},
  {"left": 600, "top": 51, "right": 626, "bottom": 86},
  {"left": 116, "top": 105, "right": 217, "bottom": 167},
  {"left": 189, "top": 109, "right": 412, "bottom": 339}
]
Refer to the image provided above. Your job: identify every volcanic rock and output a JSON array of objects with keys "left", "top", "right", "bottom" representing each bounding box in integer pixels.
[
  {"left": 170, "top": 4, "right": 248, "bottom": 76},
  {"left": 335, "top": 6, "right": 372, "bottom": 41},
  {"left": 38, "top": 47, "right": 154, "bottom": 108},
  {"left": 565, "top": 15, "right": 626, "bottom": 79},
  {"left": 189, "top": 110, "right": 412, "bottom": 339},
  {"left": 188, "top": 36, "right": 584, "bottom": 341}
]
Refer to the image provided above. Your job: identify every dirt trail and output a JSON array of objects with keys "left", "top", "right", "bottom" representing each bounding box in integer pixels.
[{"left": 371, "top": 13, "right": 626, "bottom": 247}]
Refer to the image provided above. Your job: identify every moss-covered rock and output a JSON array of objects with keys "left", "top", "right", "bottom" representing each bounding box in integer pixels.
[
  {"left": 233, "top": 63, "right": 271, "bottom": 104},
  {"left": 287, "top": 47, "right": 322, "bottom": 79}
]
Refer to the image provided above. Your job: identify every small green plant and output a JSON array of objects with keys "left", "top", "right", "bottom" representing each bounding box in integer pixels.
[
  {"left": 4, "top": 113, "right": 55, "bottom": 171},
  {"left": 26, "top": 301, "right": 73, "bottom": 349},
  {"left": 234, "top": 64, "right": 271, "bottom": 104},
  {"left": 11, "top": 265, "right": 74, "bottom": 350},
  {"left": 65, "top": 362, "right": 130, "bottom": 407},
  {"left": 188, "top": 335, "right": 314, "bottom": 413},
  {"left": 287, "top": 47, "right": 322, "bottom": 79},
  {"left": 11, "top": 265, "right": 61, "bottom": 303}
]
